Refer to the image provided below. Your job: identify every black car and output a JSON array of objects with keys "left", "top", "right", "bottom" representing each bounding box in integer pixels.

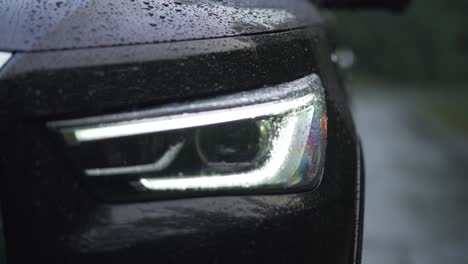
[{"left": 0, "top": 0, "right": 407, "bottom": 263}]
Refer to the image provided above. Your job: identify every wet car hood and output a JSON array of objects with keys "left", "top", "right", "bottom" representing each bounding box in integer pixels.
[{"left": 0, "top": 0, "right": 322, "bottom": 52}]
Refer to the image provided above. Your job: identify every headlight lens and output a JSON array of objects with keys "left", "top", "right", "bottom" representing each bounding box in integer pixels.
[{"left": 49, "top": 74, "right": 327, "bottom": 200}]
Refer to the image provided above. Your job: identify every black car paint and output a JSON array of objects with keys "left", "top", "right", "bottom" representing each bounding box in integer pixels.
[
  {"left": 0, "top": 0, "right": 321, "bottom": 52},
  {"left": 0, "top": 0, "right": 363, "bottom": 263},
  {"left": 1, "top": 29, "right": 321, "bottom": 119}
]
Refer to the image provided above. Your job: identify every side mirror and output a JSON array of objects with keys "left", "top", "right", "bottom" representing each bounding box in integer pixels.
[{"left": 314, "top": 0, "right": 410, "bottom": 12}]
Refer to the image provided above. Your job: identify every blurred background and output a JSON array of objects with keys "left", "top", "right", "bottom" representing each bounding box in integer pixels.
[{"left": 334, "top": 0, "right": 468, "bottom": 263}]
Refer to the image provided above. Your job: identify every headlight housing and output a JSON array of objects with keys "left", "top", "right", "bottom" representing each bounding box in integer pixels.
[{"left": 49, "top": 74, "right": 327, "bottom": 201}]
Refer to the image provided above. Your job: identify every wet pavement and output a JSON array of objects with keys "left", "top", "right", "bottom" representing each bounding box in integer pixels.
[{"left": 354, "top": 92, "right": 468, "bottom": 264}]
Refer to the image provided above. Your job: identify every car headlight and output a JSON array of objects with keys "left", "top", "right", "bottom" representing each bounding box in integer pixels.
[{"left": 48, "top": 74, "right": 327, "bottom": 201}]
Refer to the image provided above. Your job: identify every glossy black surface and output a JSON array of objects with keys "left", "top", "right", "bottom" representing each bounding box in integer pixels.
[
  {"left": 0, "top": 1, "right": 363, "bottom": 263},
  {"left": 0, "top": 0, "right": 321, "bottom": 52},
  {"left": 0, "top": 102, "right": 362, "bottom": 264},
  {"left": 0, "top": 30, "right": 320, "bottom": 119}
]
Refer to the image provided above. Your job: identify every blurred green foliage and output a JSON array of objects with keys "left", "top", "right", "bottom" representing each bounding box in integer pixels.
[{"left": 334, "top": 0, "right": 468, "bottom": 85}]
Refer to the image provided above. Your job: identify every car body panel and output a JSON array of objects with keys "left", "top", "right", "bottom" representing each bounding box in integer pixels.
[
  {"left": 0, "top": 29, "right": 321, "bottom": 119},
  {"left": 0, "top": 1, "right": 364, "bottom": 263},
  {"left": 0, "top": 0, "right": 322, "bottom": 52},
  {"left": 0, "top": 98, "right": 362, "bottom": 264}
]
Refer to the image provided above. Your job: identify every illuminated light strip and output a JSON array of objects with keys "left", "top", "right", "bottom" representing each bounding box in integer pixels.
[
  {"left": 68, "top": 93, "right": 315, "bottom": 143},
  {"left": 0, "top": 52, "right": 12, "bottom": 70},
  {"left": 138, "top": 113, "right": 306, "bottom": 191},
  {"left": 48, "top": 73, "right": 325, "bottom": 192},
  {"left": 85, "top": 141, "right": 185, "bottom": 176}
]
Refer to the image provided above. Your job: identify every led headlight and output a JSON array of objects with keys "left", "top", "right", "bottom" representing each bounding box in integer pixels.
[{"left": 49, "top": 74, "right": 327, "bottom": 200}]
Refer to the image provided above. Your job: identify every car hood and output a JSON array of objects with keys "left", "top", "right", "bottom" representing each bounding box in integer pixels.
[{"left": 0, "top": 0, "right": 322, "bottom": 52}]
